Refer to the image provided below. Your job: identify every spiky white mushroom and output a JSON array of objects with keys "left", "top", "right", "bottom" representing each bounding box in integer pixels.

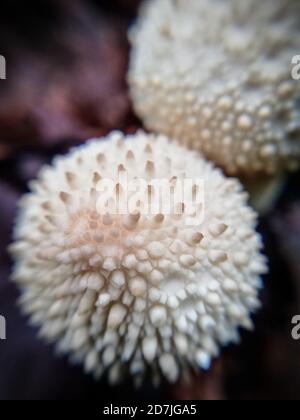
[
  {"left": 10, "top": 131, "right": 267, "bottom": 385},
  {"left": 129, "top": 0, "right": 300, "bottom": 179}
]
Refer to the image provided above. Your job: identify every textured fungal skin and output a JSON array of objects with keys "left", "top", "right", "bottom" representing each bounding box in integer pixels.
[
  {"left": 10, "top": 131, "right": 267, "bottom": 385},
  {"left": 129, "top": 0, "right": 300, "bottom": 176}
]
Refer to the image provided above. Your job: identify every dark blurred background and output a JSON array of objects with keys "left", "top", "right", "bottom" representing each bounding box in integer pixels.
[{"left": 0, "top": 0, "right": 300, "bottom": 400}]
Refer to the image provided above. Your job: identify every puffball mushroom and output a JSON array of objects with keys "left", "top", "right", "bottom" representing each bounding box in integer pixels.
[
  {"left": 10, "top": 131, "right": 267, "bottom": 385},
  {"left": 128, "top": 0, "right": 300, "bottom": 210}
]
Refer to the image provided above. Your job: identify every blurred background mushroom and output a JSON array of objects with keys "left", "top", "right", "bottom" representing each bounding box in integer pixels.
[{"left": 128, "top": 0, "right": 300, "bottom": 213}]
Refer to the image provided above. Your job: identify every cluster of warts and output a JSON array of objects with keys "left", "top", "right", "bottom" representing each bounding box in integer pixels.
[{"left": 10, "top": 132, "right": 267, "bottom": 384}]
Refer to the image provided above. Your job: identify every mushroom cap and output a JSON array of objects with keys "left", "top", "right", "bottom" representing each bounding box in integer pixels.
[
  {"left": 129, "top": 0, "right": 300, "bottom": 176},
  {"left": 10, "top": 131, "right": 267, "bottom": 385}
]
